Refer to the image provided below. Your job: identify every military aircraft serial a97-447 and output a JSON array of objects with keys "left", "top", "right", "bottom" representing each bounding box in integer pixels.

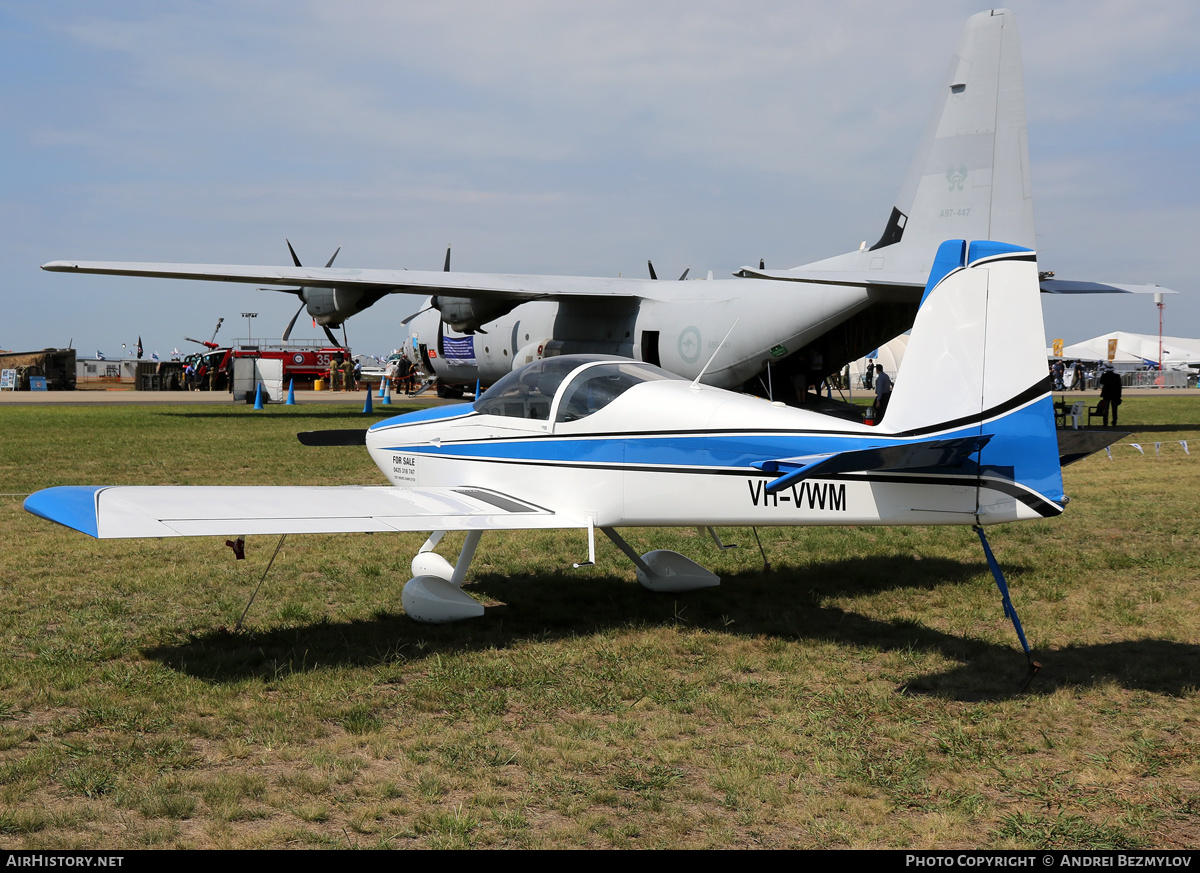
[
  {"left": 40, "top": 9, "right": 1171, "bottom": 400},
  {"left": 28, "top": 238, "right": 1083, "bottom": 680}
]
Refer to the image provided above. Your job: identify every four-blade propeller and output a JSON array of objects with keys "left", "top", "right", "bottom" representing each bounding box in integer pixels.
[{"left": 282, "top": 239, "right": 342, "bottom": 347}]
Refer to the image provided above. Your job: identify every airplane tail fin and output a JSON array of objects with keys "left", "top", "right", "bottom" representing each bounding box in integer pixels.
[
  {"left": 880, "top": 239, "right": 1064, "bottom": 519},
  {"left": 796, "top": 9, "right": 1033, "bottom": 282}
]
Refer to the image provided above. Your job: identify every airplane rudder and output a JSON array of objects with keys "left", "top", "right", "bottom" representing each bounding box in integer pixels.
[
  {"left": 965, "top": 239, "right": 1063, "bottom": 509},
  {"left": 968, "top": 240, "right": 1047, "bottom": 412}
]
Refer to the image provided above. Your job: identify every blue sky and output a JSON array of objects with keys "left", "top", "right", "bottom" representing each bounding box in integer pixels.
[{"left": 3, "top": 1, "right": 1197, "bottom": 359}]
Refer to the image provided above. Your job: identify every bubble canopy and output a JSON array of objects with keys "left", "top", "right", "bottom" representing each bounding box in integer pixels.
[{"left": 472, "top": 355, "right": 683, "bottom": 423}]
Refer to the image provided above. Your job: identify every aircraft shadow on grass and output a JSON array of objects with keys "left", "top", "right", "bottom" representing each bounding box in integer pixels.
[{"left": 142, "top": 553, "right": 1200, "bottom": 702}]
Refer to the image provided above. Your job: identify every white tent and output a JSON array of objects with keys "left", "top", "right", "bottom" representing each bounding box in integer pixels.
[
  {"left": 848, "top": 336, "right": 909, "bottom": 387},
  {"left": 1053, "top": 332, "right": 1200, "bottom": 369}
]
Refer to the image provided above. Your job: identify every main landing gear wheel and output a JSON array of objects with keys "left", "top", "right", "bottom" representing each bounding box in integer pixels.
[
  {"left": 401, "top": 576, "right": 485, "bottom": 623},
  {"left": 401, "top": 530, "right": 485, "bottom": 624}
]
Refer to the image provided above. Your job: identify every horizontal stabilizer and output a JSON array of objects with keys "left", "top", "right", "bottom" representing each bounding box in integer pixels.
[
  {"left": 24, "top": 485, "right": 585, "bottom": 539},
  {"left": 755, "top": 435, "right": 992, "bottom": 494},
  {"left": 1057, "top": 429, "right": 1130, "bottom": 467}
]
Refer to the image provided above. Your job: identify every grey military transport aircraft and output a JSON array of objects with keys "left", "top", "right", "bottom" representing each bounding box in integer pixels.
[{"left": 42, "top": 9, "right": 1167, "bottom": 400}]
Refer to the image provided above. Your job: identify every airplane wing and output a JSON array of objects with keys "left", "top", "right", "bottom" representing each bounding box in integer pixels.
[
  {"left": 1038, "top": 279, "right": 1176, "bottom": 294},
  {"left": 48, "top": 259, "right": 1174, "bottom": 304},
  {"left": 41, "top": 261, "right": 682, "bottom": 302},
  {"left": 734, "top": 266, "right": 927, "bottom": 289},
  {"left": 738, "top": 266, "right": 1178, "bottom": 296},
  {"left": 24, "top": 485, "right": 588, "bottom": 539}
]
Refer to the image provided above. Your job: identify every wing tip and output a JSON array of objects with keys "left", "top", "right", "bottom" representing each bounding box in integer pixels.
[{"left": 24, "top": 486, "right": 103, "bottom": 537}]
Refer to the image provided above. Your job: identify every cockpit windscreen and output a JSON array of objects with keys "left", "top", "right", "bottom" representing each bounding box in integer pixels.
[{"left": 472, "top": 355, "right": 680, "bottom": 422}]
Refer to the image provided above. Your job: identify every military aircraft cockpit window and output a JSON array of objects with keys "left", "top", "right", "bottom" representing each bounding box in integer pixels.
[
  {"left": 554, "top": 361, "right": 680, "bottom": 423},
  {"left": 473, "top": 355, "right": 615, "bottom": 420}
]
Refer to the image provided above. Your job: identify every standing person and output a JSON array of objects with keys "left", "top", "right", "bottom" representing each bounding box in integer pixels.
[
  {"left": 1099, "top": 366, "right": 1123, "bottom": 426},
  {"left": 328, "top": 354, "right": 342, "bottom": 392},
  {"left": 807, "top": 349, "right": 825, "bottom": 401},
  {"left": 1073, "top": 361, "right": 1085, "bottom": 391},
  {"left": 792, "top": 352, "right": 809, "bottom": 406},
  {"left": 874, "top": 364, "right": 892, "bottom": 418},
  {"left": 863, "top": 358, "right": 874, "bottom": 390},
  {"left": 342, "top": 356, "right": 355, "bottom": 392}
]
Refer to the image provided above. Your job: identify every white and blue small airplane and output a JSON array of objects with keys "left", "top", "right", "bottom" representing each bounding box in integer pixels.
[{"left": 26, "top": 238, "right": 1065, "bottom": 672}]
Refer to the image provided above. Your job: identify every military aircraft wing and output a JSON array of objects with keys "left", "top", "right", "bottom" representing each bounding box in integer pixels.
[
  {"left": 734, "top": 266, "right": 927, "bottom": 289},
  {"left": 737, "top": 266, "right": 1178, "bottom": 296},
  {"left": 1038, "top": 279, "right": 1177, "bottom": 295},
  {"left": 24, "top": 484, "right": 588, "bottom": 539},
  {"left": 41, "top": 260, "right": 684, "bottom": 302}
]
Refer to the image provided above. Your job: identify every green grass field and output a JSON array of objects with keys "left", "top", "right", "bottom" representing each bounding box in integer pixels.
[{"left": 1, "top": 397, "right": 1198, "bottom": 848}]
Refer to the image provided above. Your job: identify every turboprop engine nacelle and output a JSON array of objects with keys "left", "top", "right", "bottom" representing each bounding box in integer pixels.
[
  {"left": 432, "top": 295, "right": 521, "bottom": 334},
  {"left": 303, "top": 286, "right": 370, "bottom": 327}
]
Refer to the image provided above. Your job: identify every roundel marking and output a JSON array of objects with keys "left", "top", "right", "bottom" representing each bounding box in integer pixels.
[{"left": 678, "top": 326, "right": 702, "bottom": 364}]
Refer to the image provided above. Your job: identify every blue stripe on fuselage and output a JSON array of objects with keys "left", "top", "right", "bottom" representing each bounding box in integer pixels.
[{"left": 383, "top": 432, "right": 886, "bottom": 469}]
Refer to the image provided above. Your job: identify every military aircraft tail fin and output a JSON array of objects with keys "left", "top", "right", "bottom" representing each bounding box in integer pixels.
[
  {"left": 793, "top": 9, "right": 1033, "bottom": 283},
  {"left": 877, "top": 9, "right": 1033, "bottom": 261}
]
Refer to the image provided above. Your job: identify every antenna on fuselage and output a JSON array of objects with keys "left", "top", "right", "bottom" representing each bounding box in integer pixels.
[{"left": 690, "top": 319, "right": 739, "bottom": 390}]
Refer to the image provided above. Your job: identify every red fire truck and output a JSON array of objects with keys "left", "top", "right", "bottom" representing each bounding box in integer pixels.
[{"left": 181, "top": 340, "right": 351, "bottom": 390}]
